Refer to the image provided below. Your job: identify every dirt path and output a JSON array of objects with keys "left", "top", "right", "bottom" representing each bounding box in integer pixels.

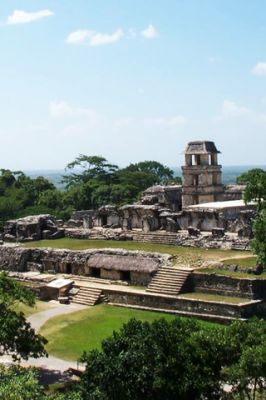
[
  {"left": 0, "top": 303, "right": 87, "bottom": 372},
  {"left": 28, "top": 302, "right": 87, "bottom": 332}
]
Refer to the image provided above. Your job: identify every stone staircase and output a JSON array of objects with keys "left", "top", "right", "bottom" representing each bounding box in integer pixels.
[
  {"left": 146, "top": 266, "right": 191, "bottom": 296},
  {"left": 131, "top": 231, "right": 178, "bottom": 245},
  {"left": 70, "top": 285, "right": 103, "bottom": 306}
]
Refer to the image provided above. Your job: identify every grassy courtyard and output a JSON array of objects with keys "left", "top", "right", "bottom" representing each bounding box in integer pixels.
[
  {"left": 39, "top": 304, "right": 216, "bottom": 361},
  {"left": 23, "top": 238, "right": 254, "bottom": 267},
  {"left": 15, "top": 300, "right": 55, "bottom": 317}
]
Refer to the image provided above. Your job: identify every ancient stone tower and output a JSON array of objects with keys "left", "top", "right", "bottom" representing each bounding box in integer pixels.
[{"left": 182, "top": 141, "right": 224, "bottom": 207}]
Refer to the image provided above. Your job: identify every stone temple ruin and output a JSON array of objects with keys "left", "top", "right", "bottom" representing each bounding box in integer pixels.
[
  {"left": 0, "top": 140, "right": 264, "bottom": 323},
  {"left": 2, "top": 141, "right": 256, "bottom": 249},
  {"left": 182, "top": 141, "right": 224, "bottom": 206},
  {"left": 61, "top": 140, "right": 255, "bottom": 249}
]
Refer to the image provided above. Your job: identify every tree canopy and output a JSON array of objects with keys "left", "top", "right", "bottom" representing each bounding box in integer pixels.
[
  {"left": 237, "top": 168, "right": 266, "bottom": 210},
  {"left": 0, "top": 157, "right": 181, "bottom": 224},
  {"left": 61, "top": 156, "right": 181, "bottom": 210},
  {"left": 237, "top": 168, "right": 266, "bottom": 267},
  {"left": 0, "top": 272, "right": 47, "bottom": 360},
  {"left": 79, "top": 317, "right": 266, "bottom": 400}
]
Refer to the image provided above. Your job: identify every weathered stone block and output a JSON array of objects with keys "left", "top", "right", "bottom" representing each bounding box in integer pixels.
[{"left": 188, "top": 226, "right": 200, "bottom": 236}]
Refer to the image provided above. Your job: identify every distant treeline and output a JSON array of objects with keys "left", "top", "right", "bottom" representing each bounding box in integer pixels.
[
  {"left": 0, "top": 155, "right": 181, "bottom": 224},
  {"left": 26, "top": 165, "right": 266, "bottom": 188}
]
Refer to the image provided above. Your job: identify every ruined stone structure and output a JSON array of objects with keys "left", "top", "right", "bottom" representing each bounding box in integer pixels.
[
  {"left": 1, "top": 140, "right": 255, "bottom": 245},
  {"left": 182, "top": 141, "right": 224, "bottom": 207},
  {"left": 3, "top": 215, "right": 64, "bottom": 242},
  {"left": 141, "top": 185, "right": 182, "bottom": 211},
  {"left": 60, "top": 140, "right": 251, "bottom": 240},
  {"left": 0, "top": 246, "right": 172, "bottom": 286}
]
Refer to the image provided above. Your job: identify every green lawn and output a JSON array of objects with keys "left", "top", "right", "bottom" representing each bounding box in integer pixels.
[
  {"left": 222, "top": 256, "right": 256, "bottom": 268},
  {"left": 22, "top": 238, "right": 252, "bottom": 267},
  {"left": 199, "top": 267, "right": 266, "bottom": 279},
  {"left": 180, "top": 293, "right": 250, "bottom": 304},
  {"left": 39, "top": 304, "right": 216, "bottom": 361},
  {"left": 14, "top": 300, "right": 54, "bottom": 317}
]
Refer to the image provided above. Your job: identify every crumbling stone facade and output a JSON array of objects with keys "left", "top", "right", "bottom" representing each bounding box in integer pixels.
[
  {"left": 1, "top": 140, "right": 255, "bottom": 242},
  {"left": 4, "top": 215, "right": 64, "bottom": 242}
]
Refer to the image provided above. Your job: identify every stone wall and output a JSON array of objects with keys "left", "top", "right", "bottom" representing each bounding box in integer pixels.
[
  {"left": 223, "top": 185, "right": 245, "bottom": 201},
  {"left": 193, "top": 272, "right": 266, "bottom": 299},
  {"left": 104, "top": 288, "right": 262, "bottom": 320},
  {"left": 141, "top": 185, "right": 182, "bottom": 211},
  {"left": 0, "top": 246, "right": 171, "bottom": 286},
  {"left": 177, "top": 204, "right": 256, "bottom": 234}
]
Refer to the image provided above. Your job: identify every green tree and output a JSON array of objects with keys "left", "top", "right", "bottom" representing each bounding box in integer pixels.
[
  {"left": 0, "top": 365, "right": 82, "bottom": 400},
  {"left": 0, "top": 169, "right": 62, "bottom": 224},
  {"left": 0, "top": 272, "right": 47, "bottom": 360},
  {"left": 62, "top": 155, "right": 118, "bottom": 189},
  {"left": 251, "top": 210, "right": 266, "bottom": 267},
  {"left": 0, "top": 366, "right": 44, "bottom": 400},
  {"left": 222, "top": 318, "right": 266, "bottom": 400},
  {"left": 237, "top": 168, "right": 266, "bottom": 210},
  {"left": 118, "top": 161, "right": 179, "bottom": 185},
  {"left": 238, "top": 169, "right": 266, "bottom": 268},
  {"left": 80, "top": 318, "right": 224, "bottom": 400}
]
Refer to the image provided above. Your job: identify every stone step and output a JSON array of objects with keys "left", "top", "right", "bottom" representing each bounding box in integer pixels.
[
  {"left": 73, "top": 293, "right": 99, "bottom": 299},
  {"left": 148, "top": 283, "right": 182, "bottom": 289},
  {"left": 70, "top": 286, "right": 102, "bottom": 306},
  {"left": 157, "top": 270, "right": 189, "bottom": 275},
  {"left": 75, "top": 288, "right": 101, "bottom": 295},
  {"left": 151, "top": 276, "right": 187, "bottom": 282},
  {"left": 72, "top": 298, "right": 98, "bottom": 304},
  {"left": 151, "top": 275, "right": 187, "bottom": 281},
  {"left": 147, "top": 266, "right": 191, "bottom": 296},
  {"left": 73, "top": 296, "right": 101, "bottom": 302},
  {"left": 151, "top": 273, "right": 186, "bottom": 279},
  {"left": 108, "top": 303, "right": 244, "bottom": 324},
  {"left": 148, "top": 284, "right": 183, "bottom": 291},
  {"left": 74, "top": 285, "right": 102, "bottom": 293}
]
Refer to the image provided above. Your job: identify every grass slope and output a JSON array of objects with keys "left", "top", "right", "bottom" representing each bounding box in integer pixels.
[
  {"left": 39, "top": 304, "right": 215, "bottom": 361},
  {"left": 180, "top": 293, "right": 250, "bottom": 304},
  {"left": 222, "top": 257, "right": 256, "bottom": 268},
  {"left": 14, "top": 300, "right": 54, "bottom": 317}
]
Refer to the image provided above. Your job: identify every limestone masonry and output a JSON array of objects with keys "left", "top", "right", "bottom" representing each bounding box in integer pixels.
[{"left": 1, "top": 141, "right": 256, "bottom": 245}]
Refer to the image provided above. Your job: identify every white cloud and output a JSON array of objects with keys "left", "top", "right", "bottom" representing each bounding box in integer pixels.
[
  {"left": 66, "top": 29, "right": 123, "bottom": 46},
  {"left": 90, "top": 29, "right": 123, "bottom": 46},
  {"left": 144, "top": 115, "right": 187, "bottom": 127},
  {"left": 215, "top": 100, "right": 266, "bottom": 125},
  {"left": 49, "top": 101, "right": 99, "bottom": 125},
  {"left": 66, "top": 30, "right": 91, "bottom": 44},
  {"left": 6, "top": 9, "right": 53, "bottom": 25},
  {"left": 252, "top": 62, "right": 266, "bottom": 76},
  {"left": 221, "top": 100, "right": 251, "bottom": 118},
  {"left": 141, "top": 24, "right": 158, "bottom": 39}
]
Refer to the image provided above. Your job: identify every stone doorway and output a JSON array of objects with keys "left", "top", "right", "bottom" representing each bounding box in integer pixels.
[
  {"left": 101, "top": 215, "right": 108, "bottom": 226},
  {"left": 91, "top": 267, "right": 101, "bottom": 278},
  {"left": 121, "top": 271, "right": 131, "bottom": 282},
  {"left": 66, "top": 263, "right": 72, "bottom": 274}
]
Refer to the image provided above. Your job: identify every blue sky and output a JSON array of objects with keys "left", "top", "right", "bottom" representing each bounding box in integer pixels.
[{"left": 1, "top": 0, "right": 266, "bottom": 170}]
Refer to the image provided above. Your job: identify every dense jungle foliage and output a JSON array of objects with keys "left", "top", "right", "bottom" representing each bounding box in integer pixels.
[{"left": 0, "top": 156, "right": 181, "bottom": 225}]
